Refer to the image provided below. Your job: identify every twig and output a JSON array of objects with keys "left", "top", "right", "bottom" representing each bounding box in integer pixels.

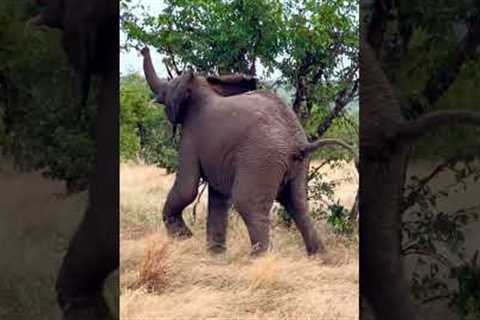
[{"left": 191, "top": 181, "right": 207, "bottom": 224}]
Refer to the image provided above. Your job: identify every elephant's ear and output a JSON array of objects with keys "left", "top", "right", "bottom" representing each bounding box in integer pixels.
[
  {"left": 206, "top": 74, "right": 257, "bottom": 96},
  {"left": 165, "top": 71, "right": 194, "bottom": 124}
]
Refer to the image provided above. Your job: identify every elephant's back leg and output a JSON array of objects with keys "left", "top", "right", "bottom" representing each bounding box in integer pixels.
[
  {"left": 207, "top": 186, "right": 232, "bottom": 253},
  {"left": 277, "top": 165, "right": 324, "bottom": 255},
  {"left": 231, "top": 166, "right": 285, "bottom": 255}
]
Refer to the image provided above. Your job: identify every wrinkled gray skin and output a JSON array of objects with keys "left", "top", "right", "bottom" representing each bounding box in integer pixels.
[
  {"left": 29, "top": 1, "right": 118, "bottom": 319},
  {"left": 141, "top": 47, "right": 354, "bottom": 255}
]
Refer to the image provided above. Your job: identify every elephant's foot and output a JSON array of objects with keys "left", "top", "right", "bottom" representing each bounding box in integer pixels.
[
  {"left": 207, "top": 243, "right": 226, "bottom": 254},
  {"left": 60, "top": 294, "right": 115, "bottom": 320},
  {"left": 305, "top": 240, "right": 325, "bottom": 256},
  {"left": 166, "top": 225, "right": 193, "bottom": 239},
  {"left": 163, "top": 216, "right": 193, "bottom": 239},
  {"left": 250, "top": 242, "right": 269, "bottom": 257}
]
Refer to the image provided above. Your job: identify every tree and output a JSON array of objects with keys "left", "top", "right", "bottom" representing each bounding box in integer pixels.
[
  {"left": 361, "top": 1, "right": 480, "bottom": 319},
  {"left": 121, "top": 0, "right": 359, "bottom": 142},
  {"left": 121, "top": 0, "right": 284, "bottom": 76},
  {"left": 120, "top": 73, "right": 150, "bottom": 160},
  {"left": 0, "top": 0, "right": 95, "bottom": 192},
  {"left": 119, "top": 73, "right": 178, "bottom": 172},
  {"left": 279, "top": 0, "right": 359, "bottom": 134}
]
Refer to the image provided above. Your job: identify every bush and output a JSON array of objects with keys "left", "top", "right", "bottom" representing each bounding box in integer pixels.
[
  {"left": 450, "top": 252, "right": 480, "bottom": 320},
  {"left": 139, "top": 108, "right": 179, "bottom": 173},
  {"left": 275, "top": 160, "right": 355, "bottom": 234},
  {"left": 120, "top": 73, "right": 179, "bottom": 170},
  {"left": 120, "top": 73, "right": 152, "bottom": 161}
]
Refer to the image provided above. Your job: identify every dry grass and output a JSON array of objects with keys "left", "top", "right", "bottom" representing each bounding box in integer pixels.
[
  {"left": 133, "top": 235, "right": 171, "bottom": 292},
  {"left": 120, "top": 161, "right": 359, "bottom": 320}
]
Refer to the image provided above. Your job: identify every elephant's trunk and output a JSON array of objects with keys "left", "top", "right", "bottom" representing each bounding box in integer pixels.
[{"left": 141, "top": 47, "right": 168, "bottom": 104}]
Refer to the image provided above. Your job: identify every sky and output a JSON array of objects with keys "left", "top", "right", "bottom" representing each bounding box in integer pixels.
[{"left": 120, "top": 0, "right": 166, "bottom": 76}]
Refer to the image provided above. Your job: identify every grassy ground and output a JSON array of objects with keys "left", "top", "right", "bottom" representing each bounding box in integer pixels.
[
  {"left": 0, "top": 159, "right": 117, "bottom": 319},
  {"left": 120, "top": 161, "right": 359, "bottom": 320}
]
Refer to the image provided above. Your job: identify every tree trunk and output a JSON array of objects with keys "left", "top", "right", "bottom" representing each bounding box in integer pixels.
[
  {"left": 292, "top": 75, "right": 308, "bottom": 121},
  {"left": 360, "top": 147, "right": 419, "bottom": 320},
  {"left": 360, "top": 39, "right": 420, "bottom": 320}
]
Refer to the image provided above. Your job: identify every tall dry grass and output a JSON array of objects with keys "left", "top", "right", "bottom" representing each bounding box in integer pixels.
[{"left": 120, "top": 161, "right": 359, "bottom": 320}]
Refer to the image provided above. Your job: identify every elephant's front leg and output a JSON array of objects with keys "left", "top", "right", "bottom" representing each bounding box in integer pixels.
[
  {"left": 207, "top": 186, "right": 232, "bottom": 253},
  {"left": 163, "top": 141, "right": 200, "bottom": 238}
]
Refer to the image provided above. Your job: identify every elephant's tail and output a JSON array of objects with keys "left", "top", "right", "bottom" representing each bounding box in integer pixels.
[{"left": 300, "top": 138, "right": 359, "bottom": 168}]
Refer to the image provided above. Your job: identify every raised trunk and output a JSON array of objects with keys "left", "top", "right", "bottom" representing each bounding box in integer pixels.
[{"left": 142, "top": 48, "right": 167, "bottom": 102}]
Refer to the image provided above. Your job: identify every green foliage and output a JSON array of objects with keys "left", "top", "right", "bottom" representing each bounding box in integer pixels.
[
  {"left": 278, "top": 0, "right": 359, "bottom": 114},
  {"left": 324, "top": 203, "right": 353, "bottom": 234},
  {"left": 121, "top": 0, "right": 359, "bottom": 146},
  {"left": 139, "top": 107, "right": 179, "bottom": 173},
  {"left": 273, "top": 160, "right": 355, "bottom": 233},
  {"left": 120, "top": 73, "right": 150, "bottom": 160},
  {"left": 305, "top": 104, "right": 358, "bottom": 161},
  {"left": 307, "top": 161, "right": 355, "bottom": 234},
  {"left": 363, "top": 0, "right": 480, "bottom": 159},
  {"left": 402, "top": 160, "right": 480, "bottom": 317},
  {"left": 122, "top": 0, "right": 284, "bottom": 75},
  {"left": 450, "top": 252, "right": 480, "bottom": 320},
  {"left": 120, "top": 73, "right": 179, "bottom": 171},
  {"left": 0, "top": 0, "right": 95, "bottom": 185}
]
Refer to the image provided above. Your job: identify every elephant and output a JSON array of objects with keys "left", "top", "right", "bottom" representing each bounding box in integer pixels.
[
  {"left": 141, "top": 46, "right": 356, "bottom": 255},
  {"left": 29, "top": 1, "right": 118, "bottom": 319},
  {"left": 29, "top": 0, "right": 116, "bottom": 107}
]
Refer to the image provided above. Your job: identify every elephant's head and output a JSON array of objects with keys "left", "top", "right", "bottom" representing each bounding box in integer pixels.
[
  {"left": 28, "top": 0, "right": 64, "bottom": 29},
  {"left": 141, "top": 46, "right": 257, "bottom": 125},
  {"left": 27, "top": 0, "right": 116, "bottom": 106}
]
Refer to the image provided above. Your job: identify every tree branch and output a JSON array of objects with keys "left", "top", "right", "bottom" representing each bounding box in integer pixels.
[
  {"left": 396, "top": 110, "right": 480, "bottom": 143},
  {"left": 366, "top": 0, "right": 394, "bottom": 54},
  {"left": 403, "top": 158, "right": 453, "bottom": 210},
  {"left": 409, "top": 20, "right": 480, "bottom": 116},
  {"left": 307, "top": 159, "right": 330, "bottom": 182},
  {"left": 401, "top": 248, "right": 452, "bottom": 268},
  {"left": 315, "top": 78, "right": 359, "bottom": 137},
  {"left": 421, "top": 294, "right": 450, "bottom": 304},
  {"left": 162, "top": 58, "right": 174, "bottom": 80}
]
